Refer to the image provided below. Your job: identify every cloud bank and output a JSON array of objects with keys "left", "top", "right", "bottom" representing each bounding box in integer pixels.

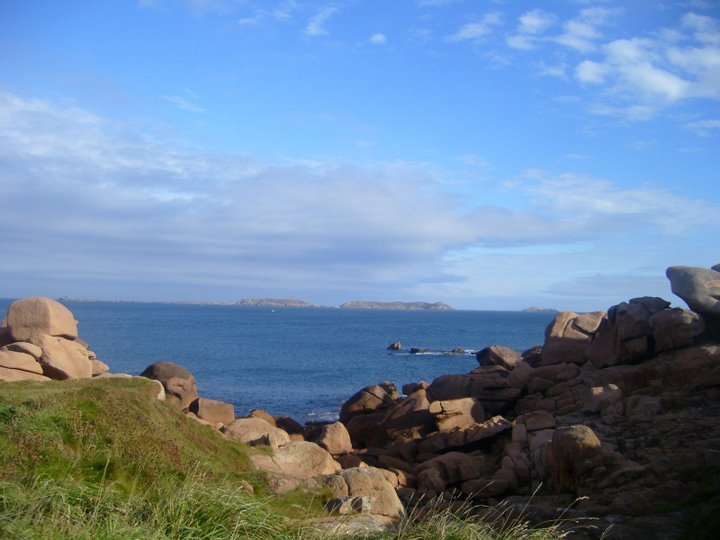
[{"left": 0, "top": 90, "right": 714, "bottom": 308}]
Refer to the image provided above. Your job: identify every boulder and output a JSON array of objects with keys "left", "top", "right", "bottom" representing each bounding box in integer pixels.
[
  {"left": 428, "top": 367, "right": 521, "bottom": 415},
  {"left": 476, "top": 345, "right": 522, "bottom": 370},
  {"left": 325, "top": 466, "right": 405, "bottom": 517},
  {"left": 370, "top": 390, "right": 435, "bottom": 446},
  {"left": 545, "top": 425, "right": 602, "bottom": 493},
  {"left": 402, "top": 381, "right": 428, "bottom": 395},
  {"left": 582, "top": 384, "right": 622, "bottom": 413},
  {"left": 313, "top": 421, "right": 353, "bottom": 455},
  {"left": 541, "top": 311, "right": 604, "bottom": 365},
  {"left": 140, "top": 361, "right": 198, "bottom": 409},
  {"left": 250, "top": 441, "right": 341, "bottom": 478},
  {"left": 3, "top": 342, "right": 43, "bottom": 358},
  {"left": 28, "top": 334, "right": 92, "bottom": 379},
  {"left": 586, "top": 297, "right": 671, "bottom": 367},
  {"left": 189, "top": 397, "right": 235, "bottom": 426},
  {"left": 387, "top": 341, "right": 402, "bottom": 351},
  {"left": 339, "top": 382, "right": 398, "bottom": 424},
  {"left": 90, "top": 357, "right": 110, "bottom": 376},
  {"left": 416, "top": 415, "right": 512, "bottom": 454},
  {"left": 6, "top": 297, "right": 78, "bottom": 341},
  {"left": 0, "top": 365, "right": 52, "bottom": 382},
  {"left": 0, "top": 350, "right": 44, "bottom": 374},
  {"left": 415, "top": 452, "right": 488, "bottom": 492},
  {"left": 428, "top": 397, "right": 484, "bottom": 431},
  {"left": 650, "top": 308, "right": 705, "bottom": 352},
  {"left": 226, "top": 417, "right": 290, "bottom": 449},
  {"left": 666, "top": 266, "right": 720, "bottom": 316}
]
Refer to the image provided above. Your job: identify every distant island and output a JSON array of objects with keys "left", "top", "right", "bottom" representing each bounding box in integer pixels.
[
  {"left": 521, "top": 306, "right": 558, "bottom": 313},
  {"left": 339, "top": 301, "right": 454, "bottom": 311},
  {"left": 235, "top": 298, "right": 316, "bottom": 308}
]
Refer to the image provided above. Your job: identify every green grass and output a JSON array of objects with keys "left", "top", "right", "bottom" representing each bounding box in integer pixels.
[{"left": 0, "top": 378, "right": 575, "bottom": 539}]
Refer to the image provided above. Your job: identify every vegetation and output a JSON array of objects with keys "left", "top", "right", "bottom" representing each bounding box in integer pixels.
[{"left": 0, "top": 378, "right": 573, "bottom": 539}]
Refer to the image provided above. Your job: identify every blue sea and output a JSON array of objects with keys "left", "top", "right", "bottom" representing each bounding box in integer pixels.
[{"left": 0, "top": 300, "right": 554, "bottom": 422}]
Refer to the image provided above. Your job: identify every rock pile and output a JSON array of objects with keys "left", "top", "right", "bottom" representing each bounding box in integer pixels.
[
  {"left": 0, "top": 297, "right": 109, "bottom": 381},
  {"left": 307, "top": 263, "right": 720, "bottom": 536}
]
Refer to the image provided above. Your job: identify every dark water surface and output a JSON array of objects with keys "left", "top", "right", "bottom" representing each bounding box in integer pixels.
[{"left": 0, "top": 299, "right": 554, "bottom": 422}]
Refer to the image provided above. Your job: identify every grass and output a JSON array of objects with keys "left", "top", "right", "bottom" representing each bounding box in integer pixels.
[{"left": 0, "top": 378, "right": 576, "bottom": 539}]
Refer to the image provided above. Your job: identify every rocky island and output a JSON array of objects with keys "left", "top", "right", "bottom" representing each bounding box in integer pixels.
[
  {"left": 2, "top": 263, "right": 720, "bottom": 538},
  {"left": 235, "top": 298, "right": 317, "bottom": 308},
  {"left": 340, "top": 301, "right": 454, "bottom": 311}
]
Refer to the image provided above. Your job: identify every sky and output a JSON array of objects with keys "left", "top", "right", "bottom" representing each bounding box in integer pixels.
[{"left": 0, "top": 0, "right": 718, "bottom": 311}]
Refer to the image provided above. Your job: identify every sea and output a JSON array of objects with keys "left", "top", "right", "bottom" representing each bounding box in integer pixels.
[{"left": 0, "top": 299, "right": 555, "bottom": 423}]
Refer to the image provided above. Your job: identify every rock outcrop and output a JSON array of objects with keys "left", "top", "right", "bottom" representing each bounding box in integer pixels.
[{"left": 0, "top": 297, "right": 107, "bottom": 382}]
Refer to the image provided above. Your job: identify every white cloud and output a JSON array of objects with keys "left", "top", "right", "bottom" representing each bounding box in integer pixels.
[
  {"left": 162, "top": 94, "right": 206, "bottom": 113},
  {"left": 305, "top": 5, "right": 338, "bottom": 36},
  {"left": 519, "top": 9, "right": 556, "bottom": 35},
  {"left": 568, "top": 12, "right": 720, "bottom": 119},
  {"left": 239, "top": 1, "right": 299, "bottom": 25},
  {"left": 447, "top": 13, "right": 503, "bottom": 43},
  {"left": 685, "top": 118, "right": 720, "bottom": 136},
  {"left": 554, "top": 7, "right": 620, "bottom": 52},
  {"left": 575, "top": 59, "right": 609, "bottom": 83},
  {"left": 369, "top": 33, "right": 386, "bottom": 45}
]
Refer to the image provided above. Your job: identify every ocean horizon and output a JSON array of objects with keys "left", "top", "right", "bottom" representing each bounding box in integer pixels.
[{"left": 0, "top": 298, "right": 555, "bottom": 422}]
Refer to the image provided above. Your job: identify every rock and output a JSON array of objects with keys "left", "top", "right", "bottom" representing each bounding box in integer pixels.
[
  {"left": 345, "top": 412, "right": 386, "bottom": 448},
  {"left": 339, "top": 382, "right": 398, "bottom": 424},
  {"left": 3, "top": 342, "right": 43, "bottom": 358},
  {"left": 666, "top": 266, "right": 720, "bottom": 316},
  {"left": 507, "top": 361, "right": 534, "bottom": 389},
  {"left": 586, "top": 297, "right": 671, "bottom": 368},
  {"left": 541, "top": 311, "right": 604, "bottom": 365},
  {"left": 189, "top": 397, "right": 235, "bottom": 426},
  {"left": 476, "top": 345, "right": 522, "bottom": 370},
  {"left": 409, "top": 348, "right": 428, "bottom": 354},
  {"left": 90, "top": 358, "right": 110, "bottom": 376},
  {"left": 402, "top": 381, "right": 428, "bottom": 395},
  {"left": 387, "top": 341, "right": 402, "bottom": 351},
  {"left": 325, "top": 466, "right": 405, "bottom": 517},
  {"left": 251, "top": 441, "right": 341, "bottom": 478},
  {"left": 313, "top": 421, "right": 353, "bottom": 455},
  {"left": 325, "top": 496, "right": 374, "bottom": 515},
  {"left": 226, "top": 417, "right": 290, "bottom": 449},
  {"left": 428, "top": 367, "right": 520, "bottom": 415},
  {"left": 0, "top": 350, "right": 44, "bottom": 374},
  {"left": 428, "top": 397, "right": 484, "bottom": 431},
  {"left": 139, "top": 361, "right": 198, "bottom": 409},
  {"left": 521, "top": 346, "right": 543, "bottom": 367},
  {"left": 583, "top": 384, "right": 622, "bottom": 413},
  {"left": 6, "top": 297, "right": 78, "bottom": 341},
  {"left": 650, "top": 308, "right": 705, "bottom": 352},
  {"left": 28, "top": 334, "right": 92, "bottom": 379},
  {"left": 516, "top": 410, "right": 556, "bottom": 432},
  {"left": 275, "top": 415, "right": 305, "bottom": 437},
  {"left": 416, "top": 415, "right": 512, "bottom": 454},
  {"left": 309, "top": 514, "right": 397, "bottom": 536},
  {"left": 379, "top": 389, "right": 435, "bottom": 439},
  {"left": 0, "top": 365, "right": 52, "bottom": 382},
  {"left": 336, "top": 454, "right": 366, "bottom": 469},
  {"left": 415, "top": 452, "right": 488, "bottom": 492},
  {"left": 250, "top": 409, "right": 277, "bottom": 425},
  {"left": 545, "top": 425, "right": 602, "bottom": 493}
]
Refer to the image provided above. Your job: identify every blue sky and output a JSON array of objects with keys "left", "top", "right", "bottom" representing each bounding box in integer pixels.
[{"left": 0, "top": 0, "right": 718, "bottom": 310}]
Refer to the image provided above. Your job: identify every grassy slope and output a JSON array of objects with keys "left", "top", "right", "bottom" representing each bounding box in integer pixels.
[
  {"left": 0, "top": 378, "right": 570, "bottom": 539},
  {"left": 0, "top": 377, "right": 323, "bottom": 539}
]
